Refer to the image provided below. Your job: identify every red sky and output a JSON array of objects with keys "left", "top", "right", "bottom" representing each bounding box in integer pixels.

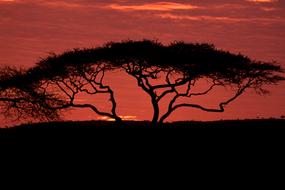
[{"left": 0, "top": 0, "right": 284, "bottom": 124}]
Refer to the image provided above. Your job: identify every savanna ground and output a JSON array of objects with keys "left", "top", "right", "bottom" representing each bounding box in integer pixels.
[
  {"left": 3, "top": 119, "right": 285, "bottom": 129},
  {"left": 1, "top": 119, "right": 285, "bottom": 144}
]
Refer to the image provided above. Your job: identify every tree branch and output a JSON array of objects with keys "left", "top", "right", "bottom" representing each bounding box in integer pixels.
[{"left": 159, "top": 82, "right": 250, "bottom": 123}]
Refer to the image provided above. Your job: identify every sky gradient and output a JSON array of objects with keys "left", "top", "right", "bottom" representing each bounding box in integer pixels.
[{"left": 0, "top": 0, "right": 284, "bottom": 124}]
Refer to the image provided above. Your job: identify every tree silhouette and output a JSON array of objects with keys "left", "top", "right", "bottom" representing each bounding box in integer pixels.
[
  {"left": 0, "top": 40, "right": 284, "bottom": 125},
  {"left": 0, "top": 52, "right": 122, "bottom": 122},
  {"left": 104, "top": 40, "right": 284, "bottom": 124},
  {"left": 0, "top": 67, "right": 62, "bottom": 120}
]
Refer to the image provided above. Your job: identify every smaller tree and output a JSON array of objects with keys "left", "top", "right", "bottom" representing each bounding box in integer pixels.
[
  {"left": 0, "top": 67, "right": 62, "bottom": 121},
  {"left": 0, "top": 51, "right": 122, "bottom": 123}
]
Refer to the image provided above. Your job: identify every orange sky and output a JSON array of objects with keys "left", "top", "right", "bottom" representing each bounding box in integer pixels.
[{"left": 0, "top": 0, "right": 284, "bottom": 124}]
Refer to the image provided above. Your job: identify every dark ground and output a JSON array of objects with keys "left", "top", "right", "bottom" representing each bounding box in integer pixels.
[
  {"left": 1, "top": 119, "right": 285, "bottom": 144},
  {"left": 2, "top": 120, "right": 283, "bottom": 183},
  {"left": 3, "top": 118, "right": 285, "bottom": 129}
]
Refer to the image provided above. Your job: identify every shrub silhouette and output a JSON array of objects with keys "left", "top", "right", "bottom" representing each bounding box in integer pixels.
[{"left": 0, "top": 40, "right": 284, "bottom": 125}]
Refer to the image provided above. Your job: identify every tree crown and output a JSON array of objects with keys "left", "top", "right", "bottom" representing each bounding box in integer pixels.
[{"left": 26, "top": 40, "right": 284, "bottom": 89}]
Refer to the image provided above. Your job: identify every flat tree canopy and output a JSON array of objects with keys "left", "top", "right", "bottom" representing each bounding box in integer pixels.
[{"left": 0, "top": 40, "right": 284, "bottom": 125}]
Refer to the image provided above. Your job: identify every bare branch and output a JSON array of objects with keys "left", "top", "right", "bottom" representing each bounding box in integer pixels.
[
  {"left": 188, "top": 80, "right": 222, "bottom": 97},
  {"left": 159, "top": 82, "right": 251, "bottom": 123},
  {"left": 156, "top": 89, "right": 174, "bottom": 102},
  {"left": 56, "top": 82, "right": 72, "bottom": 99}
]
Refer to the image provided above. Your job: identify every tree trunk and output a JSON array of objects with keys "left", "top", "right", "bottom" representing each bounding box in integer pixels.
[
  {"left": 151, "top": 98, "right": 159, "bottom": 127},
  {"left": 158, "top": 113, "right": 169, "bottom": 125},
  {"left": 114, "top": 116, "right": 123, "bottom": 125}
]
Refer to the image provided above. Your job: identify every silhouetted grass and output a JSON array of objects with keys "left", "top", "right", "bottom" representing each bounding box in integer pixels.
[{"left": 4, "top": 118, "right": 285, "bottom": 129}]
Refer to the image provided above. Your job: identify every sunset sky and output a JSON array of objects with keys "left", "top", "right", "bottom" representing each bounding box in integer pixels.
[{"left": 0, "top": 0, "right": 284, "bottom": 123}]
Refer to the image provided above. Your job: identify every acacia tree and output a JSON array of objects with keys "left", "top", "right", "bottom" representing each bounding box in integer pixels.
[
  {"left": 0, "top": 40, "right": 284, "bottom": 125},
  {"left": 103, "top": 41, "right": 284, "bottom": 125}
]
